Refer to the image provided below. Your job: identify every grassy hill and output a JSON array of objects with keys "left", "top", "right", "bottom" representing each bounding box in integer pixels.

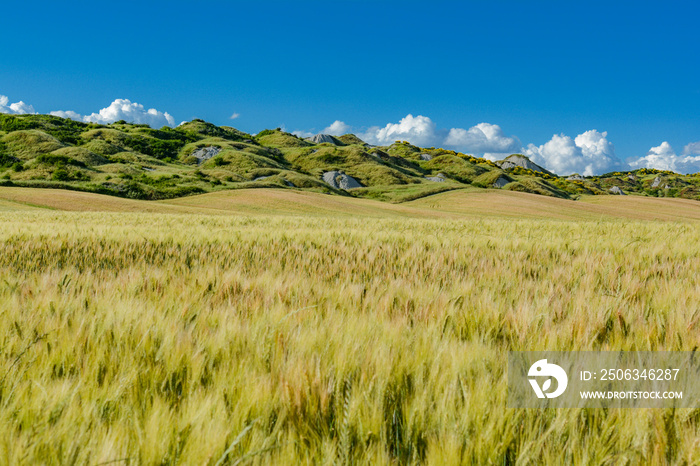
[{"left": 2, "top": 113, "right": 700, "bottom": 203}]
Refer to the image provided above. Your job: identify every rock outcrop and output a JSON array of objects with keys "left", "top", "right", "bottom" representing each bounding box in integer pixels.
[
  {"left": 309, "top": 134, "right": 343, "bottom": 145},
  {"left": 191, "top": 146, "right": 221, "bottom": 163},
  {"left": 609, "top": 186, "right": 626, "bottom": 195},
  {"left": 496, "top": 154, "right": 553, "bottom": 175},
  {"left": 322, "top": 171, "right": 362, "bottom": 190},
  {"left": 493, "top": 175, "right": 511, "bottom": 188},
  {"left": 425, "top": 173, "right": 445, "bottom": 182}
]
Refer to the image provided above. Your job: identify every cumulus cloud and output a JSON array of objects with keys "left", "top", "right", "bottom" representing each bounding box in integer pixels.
[
  {"left": 81, "top": 99, "right": 175, "bottom": 127},
  {"left": 444, "top": 122, "right": 521, "bottom": 159},
  {"left": 629, "top": 142, "right": 700, "bottom": 174},
  {"left": 297, "top": 116, "right": 520, "bottom": 159},
  {"left": 322, "top": 120, "right": 351, "bottom": 136},
  {"left": 49, "top": 110, "right": 83, "bottom": 121},
  {"left": 683, "top": 141, "right": 700, "bottom": 156},
  {"left": 230, "top": 112, "right": 240, "bottom": 120},
  {"left": 4, "top": 95, "right": 176, "bottom": 128},
  {"left": 292, "top": 130, "right": 315, "bottom": 138},
  {"left": 360, "top": 114, "right": 442, "bottom": 147},
  {"left": 48, "top": 99, "right": 176, "bottom": 127},
  {"left": 290, "top": 120, "right": 352, "bottom": 139},
  {"left": 0, "top": 94, "right": 36, "bottom": 114},
  {"left": 524, "top": 130, "right": 621, "bottom": 176}
]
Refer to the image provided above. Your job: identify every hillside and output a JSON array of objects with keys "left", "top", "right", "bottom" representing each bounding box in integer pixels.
[{"left": 1, "top": 113, "right": 700, "bottom": 203}]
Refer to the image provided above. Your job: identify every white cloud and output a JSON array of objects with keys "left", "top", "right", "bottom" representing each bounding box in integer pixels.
[
  {"left": 0, "top": 95, "right": 36, "bottom": 114},
  {"left": 290, "top": 120, "right": 352, "bottom": 139},
  {"left": 292, "top": 130, "right": 315, "bottom": 138},
  {"left": 0, "top": 94, "right": 178, "bottom": 128},
  {"left": 683, "top": 141, "right": 700, "bottom": 156},
  {"left": 629, "top": 142, "right": 676, "bottom": 171},
  {"left": 629, "top": 142, "right": 700, "bottom": 174},
  {"left": 444, "top": 122, "right": 521, "bottom": 157},
  {"left": 49, "top": 110, "right": 83, "bottom": 121},
  {"left": 82, "top": 98, "right": 175, "bottom": 127},
  {"left": 360, "top": 114, "right": 441, "bottom": 147},
  {"left": 575, "top": 130, "right": 616, "bottom": 161},
  {"left": 230, "top": 112, "right": 240, "bottom": 120},
  {"left": 322, "top": 120, "right": 351, "bottom": 136},
  {"left": 524, "top": 130, "right": 621, "bottom": 176}
]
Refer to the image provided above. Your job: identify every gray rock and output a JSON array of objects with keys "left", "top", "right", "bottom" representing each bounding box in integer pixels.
[
  {"left": 567, "top": 174, "right": 585, "bottom": 181},
  {"left": 322, "top": 171, "right": 362, "bottom": 190},
  {"left": 496, "top": 154, "right": 553, "bottom": 175},
  {"left": 419, "top": 153, "right": 433, "bottom": 161},
  {"left": 628, "top": 174, "right": 637, "bottom": 181},
  {"left": 609, "top": 186, "right": 626, "bottom": 195},
  {"left": 651, "top": 176, "right": 661, "bottom": 188},
  {"left": 492, "top": 175, "right": 511, "bottom": 188},
  {"left": 425, "top": 173, "right": 445, "bottom": 182},
  {"left": 253, "top": 176, "right": 271, "bottom": 181},
  {"left": 309, "top": 134, "right": 342, "bottom": 145},
  {"left": 191, "top": 146, "right": 221, "bottom": 163}
]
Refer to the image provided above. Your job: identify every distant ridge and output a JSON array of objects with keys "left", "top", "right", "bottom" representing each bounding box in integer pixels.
[{"left": 0, "top": 113, "right": 697, "bottom": 203}]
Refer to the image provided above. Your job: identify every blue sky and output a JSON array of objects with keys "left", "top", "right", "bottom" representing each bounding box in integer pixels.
[{"left": 1, "top": 0, "right": 699, "bottom": 175}]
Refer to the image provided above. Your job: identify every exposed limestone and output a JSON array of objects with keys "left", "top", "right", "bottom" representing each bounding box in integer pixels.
[
  {"left": 425, "top": 173, "right": 445, "bottom": 182},
  {"left": 191, "top": 146, "right": 221, "bottom": 163},
  {"left": 496, "top": 154, "right": 552, "bottom": 175},
  {"left": 322, "top": 171, "right": 362, "bottom": 190},
  {"left": 493, "top": 176, "right": 511, "bottom": 188},
  {"left": 309, "top": 134, "right": 342, "bottom": 145},
  {"left": 609, "top": 186, "right": 626, "bottom": 195}
]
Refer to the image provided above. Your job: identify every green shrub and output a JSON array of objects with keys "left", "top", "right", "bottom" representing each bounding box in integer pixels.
[
  {"left": 0, "top": 153, "right": 18, "bottom": 168},
  {"left": 52, "top": 168, "right": 71, "bottom": 181},
  {"left": 36, "top": 153, "right": 86, "bottom": 168}
]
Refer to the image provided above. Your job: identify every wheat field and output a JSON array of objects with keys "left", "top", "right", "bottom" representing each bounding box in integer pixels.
[{"left": 1, "top": 191, "right": 700, "bottom": 464}]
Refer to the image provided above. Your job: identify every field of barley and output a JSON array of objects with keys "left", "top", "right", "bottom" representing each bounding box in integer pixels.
[{"left": 1, "top": 188, "right": 700, "bottom": 464}]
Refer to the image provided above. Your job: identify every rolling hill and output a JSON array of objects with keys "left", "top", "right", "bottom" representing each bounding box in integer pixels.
[
  {"left": 3, "top": 186, "right": 700, "bottom": 221},
  {"left": 2, "top": 113, "right": 700, "bottom": 204}
]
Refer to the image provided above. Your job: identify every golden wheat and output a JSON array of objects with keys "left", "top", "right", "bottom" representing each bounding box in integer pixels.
[{"left": 0, "top": 211, "right": 699, "bottom": 464}]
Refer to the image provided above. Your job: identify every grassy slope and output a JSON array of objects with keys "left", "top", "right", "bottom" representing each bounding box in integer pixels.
[{"left": 4, "top": 113, "right": 700, "bottom": 204}]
